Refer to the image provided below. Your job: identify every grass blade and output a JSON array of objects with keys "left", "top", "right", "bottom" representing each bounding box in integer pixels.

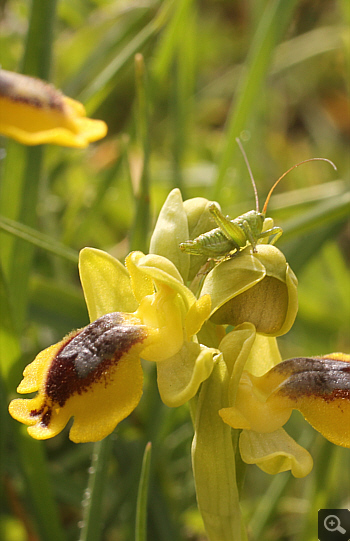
[
  {"left": 79, "top": 437, "right": 113, "bottom": 541},
  {"left": 135, "top": 442, "right": 152, "bottom": 541},
  {"left": 213, "top": 0, "right": 299, "bottom": 198},
  {"left": 0, "top": 215, "right": 78, "bottom": 263},
  {"left": 130, "top": 54, "right": 151, "bottom": 252}
]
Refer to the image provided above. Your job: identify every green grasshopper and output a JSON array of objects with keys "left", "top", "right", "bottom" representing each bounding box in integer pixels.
[{"left": 180, "top": 139, "right": 336, "bottom": 259}]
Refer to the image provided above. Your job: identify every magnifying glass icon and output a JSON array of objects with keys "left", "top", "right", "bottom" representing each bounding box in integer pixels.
[{"left": 324, "top": 515, "right": 346, "bottom": 534}]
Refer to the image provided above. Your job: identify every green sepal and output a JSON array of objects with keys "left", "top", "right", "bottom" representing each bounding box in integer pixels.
[
  {"left": 79, "top": 247, "right": 138, "bottom": 321},
  {"left": 219, "top": 323, "right": 256, "bottom": 403},
  {"left": 201, "top": 250, "right": 265, "bottom": 316},
  {"left": 149, "top": 188, "right": 190, "bottom": 281},
  {"left": 201, "top": 244, "right": 298, "bottom": 337}
]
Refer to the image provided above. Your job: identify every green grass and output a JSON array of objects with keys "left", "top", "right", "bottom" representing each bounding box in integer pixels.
[{"left": 1, "top": 1, "right": 349, "bottom": 540}]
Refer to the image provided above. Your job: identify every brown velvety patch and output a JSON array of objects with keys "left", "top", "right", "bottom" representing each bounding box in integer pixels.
[
  {"left": 30, "top": 313, "right": 147, "bottom": 426},
  {"left": 0, "top": 69, "right": 64, "bottom": 110},
  {"left": 273, "top": 357, "right": 350, "bottom": 402}
]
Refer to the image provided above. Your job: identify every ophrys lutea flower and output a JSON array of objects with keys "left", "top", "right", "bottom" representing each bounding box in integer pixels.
[
  {"left": 9, "top": 249, "right": 215, "bottom": 442},
  {"left": 0, "top": 69, "right": 107, "bottom": 148},
  {"left": 218, "top": 325, "right": 350, "bottom": 477}
]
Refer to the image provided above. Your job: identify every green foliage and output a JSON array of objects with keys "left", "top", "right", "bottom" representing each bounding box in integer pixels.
[{"left": 1, "top": 1, "right": 349, "bottom": 540}]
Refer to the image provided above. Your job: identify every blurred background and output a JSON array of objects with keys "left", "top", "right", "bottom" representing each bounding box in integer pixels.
[{"left": 1, "top": 1, "right": 349, "bottom": 540}]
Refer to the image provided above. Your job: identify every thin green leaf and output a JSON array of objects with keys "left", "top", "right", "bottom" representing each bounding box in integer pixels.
[
  {"left": 280, "top": 191, "right": 350, "bottom": 242},
  {"left": 130, "top": 54, "right": 151, "bottom": 252},
  {"left": 213, "top": 0, "right": 299, "bottom": 198},
  {"left": 14, "top": 427, "right": 66, "bottom": 541},
  {"left": 79, "top": 0, "right": 174, "bottom": 115},
  {"left": 0, "top": 215, "right": 78, "bottom": 263},
  {"left": 135, "top": 442, "right": 152, "bottom": 541},
  {"left": 79, "top": 437, "right": 113, "bottom": 541}
]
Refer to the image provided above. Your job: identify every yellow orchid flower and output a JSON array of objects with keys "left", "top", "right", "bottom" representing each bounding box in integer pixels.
[
  {"left": 0, "top": 69, "right": 107, "bottom": 148},
  {"left": 218, "top": 326, "right": 350, "bottom": 477},
  {"left": 9, "top": 249, "right": 215, "bottom": 443}
]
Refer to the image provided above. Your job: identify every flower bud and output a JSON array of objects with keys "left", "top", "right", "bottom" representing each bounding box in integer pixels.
[{"left": 201, "top": 244, "right": 298, "bottom": 336}]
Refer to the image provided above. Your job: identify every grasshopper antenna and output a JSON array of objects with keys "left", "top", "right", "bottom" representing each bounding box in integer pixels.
[
  {"left": 236, "top": 137, "right": 260, "bottom": 213},
  {"left": 262, "top": 157, "right": 337, "bottom": 215}
]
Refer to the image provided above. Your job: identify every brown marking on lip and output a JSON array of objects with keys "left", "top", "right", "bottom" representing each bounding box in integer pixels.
[
  {"left": 0, "top": 69, "right": 65, "bottom": 111},
  {"left": 273, "top": 357, "right": 350, "bottom": 402},
  {"left": 29, "top": 313, "right": 147, "bottom": 427}
]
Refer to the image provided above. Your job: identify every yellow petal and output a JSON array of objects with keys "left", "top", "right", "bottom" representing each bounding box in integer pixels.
[
  {"left": 267, "top": 356, "right": 350, "bottom": 448},
  {"left": 17, "top": 340, "right": 69, "bottom": 393},
  {"left": 235, "top": 355, "right": 350, "bottom": 448},
  {"left": 79, "top": 247, "right": 138, "bottom": 320},
  {"left": 157, "top": 342, "right": 215, "bottom": 407},
  {"left": 9, "top": 395, "right": 47, "bottom": 426},
  {"left": 184, "top": 295, "right": 211, "bottom": 339},
  {"left": 244, "top": 334, "right": 282, "bottom": 377},
  {"left": 16, "top": 352, "right": 143, "bottom": 443},
  {"left": 218, "top": 323, "right": 256, "bottom": 392},
  {"left": 0, "top": 69, "right": 107, "bottom": 148},
  {"left": 9, "top": 313, "right": 147, "bottom": 442},
  {"left": 137, "top": 290, "right": 184, "bottom": 362},
  {"left": 67, "top": 353, "right": 143, "bottom": 443},
  {"left": 239, "top": 428, "right": 313, "bottom": 478},
  {"left": 125, "top": 252, "right": 154, "bottom": 303},
  {"left": 128, "top": 251, "right": 194, "bottom": 309}
]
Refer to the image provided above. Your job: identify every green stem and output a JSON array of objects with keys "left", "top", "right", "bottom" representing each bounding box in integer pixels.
[
  {"left": 79, "top": 436, "right": 113, "bottom": 541},
  {"left": 21, "top": 0, "right": 57, "bottom": 78},
  {"left": 191, "top": 356, "right": 246, "bottom": 541}
]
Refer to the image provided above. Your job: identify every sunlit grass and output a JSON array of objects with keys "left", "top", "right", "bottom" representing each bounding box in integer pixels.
[{"left": 1, "top": 1, "right": 349, "bottom": 540}]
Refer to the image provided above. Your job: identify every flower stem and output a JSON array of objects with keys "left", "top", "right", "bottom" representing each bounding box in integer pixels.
[{"left": 191, "top": 355, "right": 247, "bottom": 541}]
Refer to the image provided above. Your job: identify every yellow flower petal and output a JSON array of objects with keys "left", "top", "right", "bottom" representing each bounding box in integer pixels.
[
  {"left": 244, "top": 334, "right": 282, "bottom": 377},
  {"left": 221, "top": 354, "right": 350, "bottom": 448},
  {"left": 239, "top": 428, "right": 313, "bottom": 478},
  {"left": 218, "top": 323, "right": 256, "bottom": 393},
  {"left": 266, "top": 355, "right": 350, "bottom": 448},
  {"left": 9, "top": 313, "right": 147, "bottom": 442},
  {"left": 184, "top": 295, "right": 211, "bottom": 339},
  {"left": 79, "top": 247, "right": 138, "bottom": 320},
  {"left": 0, "top": 69, "right": 107, "bottom": 148},
  {"left": 63, "top": 353, "right": 143, "bottom": 443},
  {"left": 157, "top": 342, "right": 215, "bottom": 407},
  {"left": 17, "top": 341, "right": 68, "bottom": 393},
  {"left": 137, "top": 289, "right": 184, "bottom": 362},
  {"left": 219, "top": 369, "right": 292, "bottom": 433}
]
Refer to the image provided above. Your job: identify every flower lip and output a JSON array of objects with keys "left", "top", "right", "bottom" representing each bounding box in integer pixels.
[
  {"left": 0, "top": 69, "right": 65, "bottom": 111},
  {"left": 28, "top": 312, "right": 147, "bottom": 428},
  {"left": 274, "top": 357, "right": 350, "bottom": 400},
  {"left": 0, "top": 69, "right": 108, "bottom": 148},
  {"left": 56, "top": 312, "right": 146, "bottom": 380}
]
